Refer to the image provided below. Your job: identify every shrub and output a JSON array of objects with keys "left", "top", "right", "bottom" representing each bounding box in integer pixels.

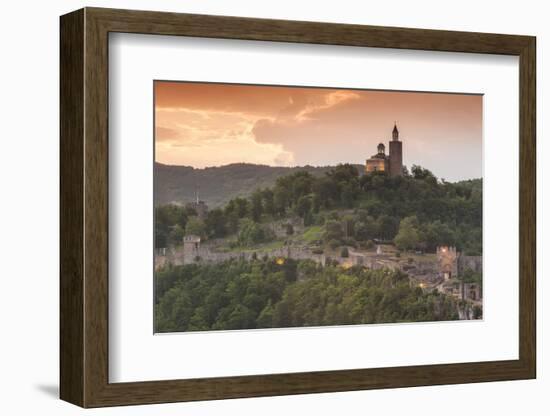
[{"left": 237, "top": 219, "right": 275, "bottom": 247}]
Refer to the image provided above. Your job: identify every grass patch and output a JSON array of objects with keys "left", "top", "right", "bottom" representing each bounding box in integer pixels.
[
  {"left": 299, "top": 225, "right": 324, "bottom": 243},
  {"left": 219, "top": 239, "right": 286, "bottom": 253}
]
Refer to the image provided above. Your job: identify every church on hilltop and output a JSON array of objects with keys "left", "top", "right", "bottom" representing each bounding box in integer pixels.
[{"left": 365, "top": 123, "right": 403, "bottom": 177}]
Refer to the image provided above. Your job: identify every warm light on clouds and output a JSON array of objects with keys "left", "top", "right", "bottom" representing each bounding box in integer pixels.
[{"left": 154, "top": 81, "right": 482, "bottom": 181}]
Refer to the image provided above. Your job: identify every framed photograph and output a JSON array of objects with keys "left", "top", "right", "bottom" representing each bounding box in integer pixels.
[{"left": 60, "top": 7, "right": 536, "bottom": 408}]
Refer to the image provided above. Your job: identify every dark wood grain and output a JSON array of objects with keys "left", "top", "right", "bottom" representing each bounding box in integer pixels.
[
  {"left": 60, "top": 7, "right": 537, "bottom": 408},
  {"left": 518, "top": 38, "right": 537, "bottom": 375},
  {"left": 59, "top": 8, "right": 84, "bottom": 406}
]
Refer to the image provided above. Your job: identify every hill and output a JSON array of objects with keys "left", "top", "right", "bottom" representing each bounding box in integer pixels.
[{"left": 154, "top": 162, "right": 364, "bottom": 207}]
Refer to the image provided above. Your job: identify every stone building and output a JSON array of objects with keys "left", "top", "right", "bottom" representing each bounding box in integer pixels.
[
  {"left": 365, "top": 142, "right": 389, "bottom": 173},
  {"left": 365, "top": 123, "right": 403, "bottom": 177},
  {"left": 183, "top": 235, "right": 201, "bottom": 264},
  {"left": 460, "top": 282, "right": 482, "bottom": 302},
  {"left": 437, "top": 246, "right": 458, "bottom": 280}
]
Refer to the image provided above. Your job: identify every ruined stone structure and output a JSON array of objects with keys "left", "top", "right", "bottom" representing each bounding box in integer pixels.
[
  {"left": 157, "top": 239, "right": 329, "bottom": 269},
  {"left": 185, "top": 187, "right": 209, "bottom": 218},
  {"left": 365, "top": 123, "right": 403, "bottom": 177},
  {"left": 458, "top": 255, "right": 483, "bottom": 274},
  {"left": 154, "top": 236, "right": 483, "bottom": 312},
  {"left": 461, "top": 282, "right": 482, "bottom": 302},
  {"left": 183, "top": 235, "right": 201, "bottom": 264},
  {"left": 437, "top": 246, "right": 458, "bottom": 280},
  {"left": 434, "top": 245, "right": 482, "bottom": 307}
]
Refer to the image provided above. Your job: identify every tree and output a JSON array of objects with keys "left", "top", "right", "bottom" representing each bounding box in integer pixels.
[
  {"left": 169, "top": 224, "right": 185, "bottom": 244},
  {"left": 423, "top": 220, "right": 455, "bottom": 251},
  {"left": 225, "top": 197, "right": 249, "bottom": 218},
  {"left": 303, "top": 211, "right": 315, "bottom": 227},
  {"left": 185, "top": 217, "right": 206, "bottom": 238},
  {"left": 291, "top": 171, "right": 314, "bottom": 202},
  {"left": 312, "top": 177, "right": 339, "bottom": 208},
  {"left": 411, "top": 164, "right": 437, "bottom": 184},
  {"left": 327, "top": 163, "right": 359, "bottom": 183},
  {"left": 274, "top": 186, "right": 291, "bottom": 216},
  {"left": 223, "top": 304, "right": 256, "bottom": 330},
  {"left": 237, "top": 219, "right": 274, "bottom": 247},
  {"left": 342, "top": 215, "right": 355, "bottom": 238},
  {"left": 341, "top": 183, "right": 356, "bottom": 208},
  {"left": 394, "top": 216, "right": 420, "bottom": 251},
  {"left": 340, "top": 247, "right": 349, "bottom": 258},
  {"left": 355, "top": 216, "right": 378, "bottom": 241},
  {"left": 205, "top": 208, "right": 227, "bottom": 238},
  {"left": 257, "top": 301, "right": 274, "bottom": 328},
  {"left": 250, "top": 190, "right": 263, "bottom": 222},
  {"left": 324, "top": 220, "right": 344, "bottom": 242},
  {"left": 155, "top": 204, "right": 189, "bottom": 248},
  {"left": 377, "top": 215, "right": 399, "bottom": 240},
  {"left": 155, "top": 227, "right": 167, "bottom": 248},
  {"left": 295, "top": 195, "right": 312, "bottom": 218},
  {"left": 262, "top": 188, "right": 275, "bottom": 216}
]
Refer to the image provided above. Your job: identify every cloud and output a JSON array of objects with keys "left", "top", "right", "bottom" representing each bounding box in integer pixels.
[
  {"left": 154, "top": 82, "right": 482, "bottom": 181},
  {"left": 296, "top": 90, "right": 360, "bottom": 121},
  {"left": 251, "top": 92, "right": 367, "bottom": 165},
  {"left": 155, "top": 126, "right": 180, "bottom": 142}
]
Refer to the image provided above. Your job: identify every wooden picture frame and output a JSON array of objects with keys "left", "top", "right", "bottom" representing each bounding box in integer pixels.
[{"left": 60, "top": 7, "right": 536, "bottom": 408}]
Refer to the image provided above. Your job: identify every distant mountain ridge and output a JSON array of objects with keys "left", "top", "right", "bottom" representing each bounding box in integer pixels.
[{"left": 155, "top": 162, "right": 364, "bottom": 208}]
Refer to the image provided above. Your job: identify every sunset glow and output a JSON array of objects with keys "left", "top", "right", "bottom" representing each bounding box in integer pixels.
[{"left": 155, "top": 81, "right": 482, "bottom": 181}]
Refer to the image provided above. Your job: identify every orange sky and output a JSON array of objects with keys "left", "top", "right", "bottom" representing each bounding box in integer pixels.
[{"left": 155, "top": 81, "right": 482, "bottom": 181}]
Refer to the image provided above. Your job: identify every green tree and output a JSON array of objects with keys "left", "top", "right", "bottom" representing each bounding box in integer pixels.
[
  {"left": 169, "top": 224, "right": 185, "bottom": 244},
  {"left": 394, "top": 216, "right": 420, "bottom": 251},
  {"left": 295, "top": 195, "right": 312, "bottom": 218},
  {"left": 324, "top": 220, "right": 344, "bottom": 242},
  {"left": 250, "top": 190, "right": 263, "bottom": 222},
  {"left": 423, "top": 220, "right": 455, "bottom": 251},
  {"left": 274, "top": 186, "right": 291, "bottom": 216},
  {"left": 205, "top": 208, "right": 227, "bottom": 238},
  {"left": 262, "top": 188, "right": 275, "bottom": 216},
  {"left": 377, "top": 215, "right": 399, "bottom": 241},
  {"left": 411, "top": 164, "right": 437, "bottom": 184},
  {"left": 237, "top": 219, "right": 274, "bottom": 247},
  {"left": 185, "top": 217, "right": 206, "bottom": 238},
  {"left": 223, "top": 304, "right": 256, "bottom": 330},
  {"left": 355, "top": 216, "right": 378, "bottom": 241},
  {"left": 257, "top": 301, "right": 274, "bottom": 328}
]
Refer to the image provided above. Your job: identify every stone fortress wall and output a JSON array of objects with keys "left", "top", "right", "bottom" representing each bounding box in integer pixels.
[{"left": 155, "top": 241, "right": 483, "bottom": 313}]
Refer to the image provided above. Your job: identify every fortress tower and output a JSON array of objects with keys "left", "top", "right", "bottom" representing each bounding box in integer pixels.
[
  {"left": 388, "top": 123, "right": 403, "bottom": 177},
  {"left": 183, "top": 235, "right": 201, "bottom": 264},
  {"left": 437, "top": 246, "right": 458, "bottom": 280}
]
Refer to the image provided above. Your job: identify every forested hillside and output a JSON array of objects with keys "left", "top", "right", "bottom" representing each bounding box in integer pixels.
[
  {"left": 154, "top": 162, "right": 363, "bottom": 207},
  {"left": 155, "top": 258, "right": 459, "bottom": 332},
  {"left": 155, "top": 164, "right": 482, "bottom": 255}
]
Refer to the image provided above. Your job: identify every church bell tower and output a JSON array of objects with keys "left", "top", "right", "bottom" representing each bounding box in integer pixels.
[{"left": 389, "top": 123, "right": 403, "bottom": 177}]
